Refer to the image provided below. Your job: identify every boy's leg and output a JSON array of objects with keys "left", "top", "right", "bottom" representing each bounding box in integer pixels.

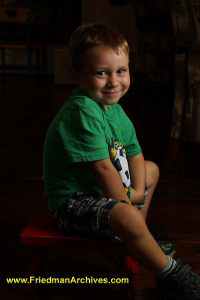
[
  {"left": 110, "top": 202, "right": 200, "bottom": 300},
  {"left": 110, "top": 202, "right": 168, "bottom": 273},
  {"left": 139, "top": 160, "right": 176, "bottom": 256},
  {"left": 140, "top": 160, "right": 159, "bottom": 220}
]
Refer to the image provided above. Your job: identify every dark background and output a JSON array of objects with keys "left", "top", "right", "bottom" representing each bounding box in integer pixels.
[{"left": 0, "top": 1, "right": 200, "bottom": 299}]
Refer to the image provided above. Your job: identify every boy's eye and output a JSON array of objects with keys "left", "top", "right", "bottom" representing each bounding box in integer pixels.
[
  {"left": 117, "top": 68, "right": 127, "bottom": 75},
  {"left": 96, "top": 71, "right": 107, "bottom": 77}
]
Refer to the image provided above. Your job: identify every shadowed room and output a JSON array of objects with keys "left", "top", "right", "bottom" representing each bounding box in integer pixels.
[{"left": 0, "top": 0, "right": 200, "bottom": 299}]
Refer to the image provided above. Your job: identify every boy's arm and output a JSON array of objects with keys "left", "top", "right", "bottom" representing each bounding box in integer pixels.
[
  {"left": 90, "top": 158, "right": 131, "bottom": 204},
  {"left": 127, "top": 153, "right": 146, "bottom": 204}
]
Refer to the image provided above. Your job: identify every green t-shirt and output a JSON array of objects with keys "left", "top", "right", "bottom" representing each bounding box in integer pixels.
[{"left": 43, "top": 88, "right": 142, "bottom": 212}]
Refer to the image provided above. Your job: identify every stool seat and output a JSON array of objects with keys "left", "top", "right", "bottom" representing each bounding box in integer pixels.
[
  {"left": 20, "top": 213, "right": 140, "bottom": 298},
  {"left": 21, "top": 213, "right": 124, "bottom": 249}
]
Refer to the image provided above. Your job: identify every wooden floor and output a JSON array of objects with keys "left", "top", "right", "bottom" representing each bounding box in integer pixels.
[{"left": 0, "top": 74, "right": 200, "bottom": 300}]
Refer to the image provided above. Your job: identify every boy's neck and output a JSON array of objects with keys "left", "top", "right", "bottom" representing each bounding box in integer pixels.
[{"left": 103, "top": 105, "right": 109, "bottom": 111}]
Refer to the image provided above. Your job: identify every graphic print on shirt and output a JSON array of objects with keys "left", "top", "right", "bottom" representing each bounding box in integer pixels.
[{"left": 108, "top": 139, "right": 131, "bottom": 198}]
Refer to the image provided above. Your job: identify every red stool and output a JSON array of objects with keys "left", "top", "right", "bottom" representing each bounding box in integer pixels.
[{"left": 20, "top": 213, "right": 140, "bottom": 298}]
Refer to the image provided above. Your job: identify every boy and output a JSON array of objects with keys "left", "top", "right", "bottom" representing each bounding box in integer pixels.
[{"left": 43, "top": 23, "right": 200, "bottom": 299}]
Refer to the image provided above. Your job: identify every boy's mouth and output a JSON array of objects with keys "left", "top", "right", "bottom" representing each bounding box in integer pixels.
[{"left": 102, "top": 90, "right": 120, "bottom": 94}]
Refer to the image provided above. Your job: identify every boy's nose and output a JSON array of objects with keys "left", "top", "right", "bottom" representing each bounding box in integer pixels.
[{"left": 106, "top": 74, "right": 118, "bottom": 87}]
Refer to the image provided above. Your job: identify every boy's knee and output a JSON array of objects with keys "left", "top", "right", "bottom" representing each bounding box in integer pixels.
[
  {"left": 109, "top": 203, "right": 147, "bottom": 239},
  {"left": 153, "top": 162, "right": 160, "bottom": 179},
  {"left": 146, "top": 161, "right": 160, "bottom": 186}
]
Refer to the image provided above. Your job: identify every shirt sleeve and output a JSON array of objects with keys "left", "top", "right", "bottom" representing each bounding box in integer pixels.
[
  {"left": 58, "top": 104, "right": 110, "bottom": 162},
  {"left": 117, "top": 105, "right": 142, "bottom": 157}
]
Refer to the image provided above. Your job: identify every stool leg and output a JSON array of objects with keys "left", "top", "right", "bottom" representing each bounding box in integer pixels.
[
  {"left": 123, "top": 256, "right": 140, "bottom": 300},
  {"left": 24, "top": 246, "right": 47, "bottom": 295},
  {"left": 124, "top": 256, "right": 140, "bottom": 274}
]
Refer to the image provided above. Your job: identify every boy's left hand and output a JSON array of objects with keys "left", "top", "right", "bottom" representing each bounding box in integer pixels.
[{"left": 129, "top": 187, "right": 145, "bottom": 205}]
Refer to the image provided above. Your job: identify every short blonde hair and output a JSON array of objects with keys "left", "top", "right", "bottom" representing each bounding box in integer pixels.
[{"left": 69, "top": 23, "right": 129, "bottom": 70}]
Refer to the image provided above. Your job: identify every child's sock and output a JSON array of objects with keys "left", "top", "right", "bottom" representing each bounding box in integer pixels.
[{"left": 157, "top": 256, "right": 177, "bottom": 279}]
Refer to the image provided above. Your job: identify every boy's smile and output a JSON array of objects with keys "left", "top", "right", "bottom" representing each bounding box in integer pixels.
[{"left": 77, "top": 47, "right": 130, "bottom": 109}]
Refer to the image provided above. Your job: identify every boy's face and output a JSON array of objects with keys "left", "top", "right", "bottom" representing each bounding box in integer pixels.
[{"left": 77, "top": 47, "right": 130, "bottom": 109}]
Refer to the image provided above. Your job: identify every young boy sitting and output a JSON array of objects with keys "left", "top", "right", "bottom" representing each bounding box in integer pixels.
[{"left": 43, "top": 23, "right": 200, "bottom": 299}]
